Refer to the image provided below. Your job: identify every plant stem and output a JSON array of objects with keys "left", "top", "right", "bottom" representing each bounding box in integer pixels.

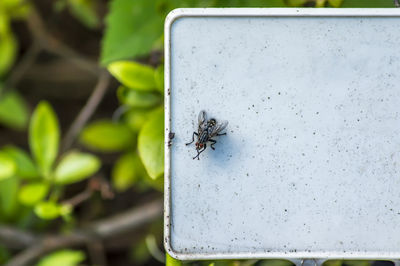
[
  {"left": 61, "top": 70, "right": 111, "bottom": 152},
  {"left": 3, "top": 198, "right": 163, "bottom": 266}
]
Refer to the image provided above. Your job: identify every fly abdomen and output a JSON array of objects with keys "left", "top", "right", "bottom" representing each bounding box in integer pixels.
[{"left": 199, "top": 130, "right": 209, "bottom": 143}]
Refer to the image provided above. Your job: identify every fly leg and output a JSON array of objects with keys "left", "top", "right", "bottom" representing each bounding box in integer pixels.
[
  {"left": 186, "top": 132, "right": 198, "bottom": 145},
  {"left": 209, "top": 139, "right": 217, "bottom": 150},
  {"left": 217, "top": 132, "right": 226, "bottom": 136},
  {"left": 193, "top": 144, "right": 206, "bottom": 160}
]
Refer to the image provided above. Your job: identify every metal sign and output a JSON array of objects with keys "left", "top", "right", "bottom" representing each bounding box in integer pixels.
[{"left": 164, "top": 8, "right": 400, "bottom": 262}]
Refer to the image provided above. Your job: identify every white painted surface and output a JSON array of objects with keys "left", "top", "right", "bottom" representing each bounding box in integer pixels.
[{"left": 165, "top": 9, "right": 400, "bottom": 259}]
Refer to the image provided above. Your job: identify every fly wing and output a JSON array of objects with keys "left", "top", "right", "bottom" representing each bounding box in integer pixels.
[
  {"left": 210, "top": 120, "right": 228, "bottom": 137},
  {"left": 198, "top": 110, "right": 207, "bottom": 129}
]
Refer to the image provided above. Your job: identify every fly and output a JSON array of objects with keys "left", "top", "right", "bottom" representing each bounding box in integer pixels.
[{"left": 186, "top": 110, "right": 228, "bottom": 160}]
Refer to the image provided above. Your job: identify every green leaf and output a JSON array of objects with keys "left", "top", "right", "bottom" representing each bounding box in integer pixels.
[
  {"left": 2, "top": 0, "right": 31, "bottom": 19},
  {"left": 323, "top": 260, "right": 343, "bottom": 266},
  {"left": 154, "top": 65, "right": 164, "bottom": 93},
  {"left": 112, "top": 152, "right": 143, "bottom": 192},
  {"left": 124, "top": 108, "right": 152, "bottom": 132},
  {"left": 117, "top": 86, "right": 161, "bottom": 108},
  {"left": 37, "top": 249, "right": 86, "bottom": 266},
  {"left": 140, "top": 174, "right": 163, "bottom": 192},
  {"left": 0, "top": 91, "right": 29, "bottom": 130},
  {"left": 61, "top": 203, "right": 73, "bottom": 213},
  {"left": 341, "top": 0, "right": 393, "bottom": 7},
  {"left": 3, "top": 146, "right": 39, "bottom": 179},
  {"left": 258, "top": 260, "right": 295, "bottom": 266},
  {"left": 0, "top": 244, "right": 11, "bottom": 265},
  {"left": 80, "top": 120, "right": 134, "bottom": 152},
  {"left": 54, "top": 152, "right": 100, "bottom": 185},
  {"left": 214, "top": 0, "right": 286, "bottom": 6},
  {"left": 328, "top": 0, "right": 343, "bottom": 7},
  {"left": 0, "top": 176, "right": 19, "bottom": 220},
  {"left": 108, "top": 61, "right": 157, "bottom": 91},
  {"left": 34, "top": 201, "right": 61, "bottom": 220},
  {"left": 315, "top": 0, "right": 327, "bottom": 7},
  {"left": 342, "top": 261, "right": 370, "bottom": 266},
  {"left": 131, "top": 238, "right": 151, "bottom": 265},
  {"left": 166, "top": 253, "right": 182, "bottom": 266},
  {"left": 0, "top": 151, "right": 16, "bottom": 180},
  {"left": 101, "top": 0, "right": 166, "bottom": 65},
  {"left": 0, "top": 15, "right": 7, "bottom": 35},
  {"left": 284, "top": 0, "right": 308, "bottom": 6},
  {"left": 138, "top": 108, "right": 163, "bottom": 179},
  {"left": 29, "top": 101, "right": 60, "bottom": 177},
  {"left": 0, "top": 32, "right": 17, "bottom": 77},
  {"left": 286, "top": 0, "right": 393, "bottom": 8},
  {"left": 68, "top": 0, "right": 99, "bottom": 29},
  {"left": 18, "top": 182, "right": 49, "bottom": 206}
]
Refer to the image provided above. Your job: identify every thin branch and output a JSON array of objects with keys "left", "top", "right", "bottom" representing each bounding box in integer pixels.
[
  {"left": 61, "top": 177, "right": 114, "bottom": 207},
  {"left": 61, "top": 188, "right": 93, "bottom": 207},
  {"left": 6, "top": 245, "right": 45, "bottom": 266},
  {"left": 2, "top": 1, "right": 100, "bottom": 96},
  {"left": 17, "top": 2, "right": 108, "bottom": 152},
  {"left": 26, "top": 5, "right": 99, "bottom": 75},
  {"left": 61, "top": 70, "right": 111, "bottom": 152},
  {"left": 2, "top": 42, "right": 41, "bottom": 96},
  {"left": 89, "top": 176, "right": 114, "bottom": 200},
  {"left": 4, "top": 198, "right": 163, "bottom": 266},
  {"left": 0, "top": 226, "right": 37, "bottom": 249},
  {"left": 5, "top": 234, "right": 88, "bottom": 266},
  {"left": 90, "top": 198, "right": 163, "bottom": 238},
  {"left": 112, "top": 105, "right": 130, "bottom": 122}
]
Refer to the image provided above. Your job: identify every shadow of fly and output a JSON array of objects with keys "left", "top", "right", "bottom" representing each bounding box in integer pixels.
[{"left": 186, "top": 110, "right": 228, "bottom": 160}]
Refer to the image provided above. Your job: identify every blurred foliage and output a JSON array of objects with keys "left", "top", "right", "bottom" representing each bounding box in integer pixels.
[
  {"left": 324, "top": 261, "right": 372, "bottom": 266},
  {"left": 0, "top": 101, "right": 101, "bottom": 223},
  {"left": 80, "top": 120, "right": 135, "bottom": 151},
  {"left": 81, "top": 60, "right": 167, "bottom": 189},
  {"left": 112, "top": 152, "right": 144, "bottom": 192},
  {"left": 258, "top": 260, "right": 294, "bottom": 266},
  {"left": 286, "top": 0, "right": 395, "bottom": 7},
  {"left": 54, "top": 0, "right": 100, "bottom": 28},
  {"left": 108, "top": 60, "right": 158, "bottom": 91},
  {"left": 0, "top": 0, "right": 30, "bottom": 130},
  {"left": 67, "top": 0, "right": 100, "bottom": 29},
  {"left": 340, "top": 1, "right": 394, "bottom": 7},
  {"left": 29, "top": 101, "right": 60, "bottom": 178},
  {"left": 36, "top": 249, "right": 86, "bottom": 266},
  {"left": 101, "top": 0, "right": 167, "bottom": 65},
  {"left": 0, "top": 245, "right": 11, "bottom": 264},
  {"left": 137, "top": 107, "right": 164, "bottom": 179},
  {"left": 0, "top": 91, "right": 29, "bottom": 130},
  {"left": 166, "top": 253, "right": 182, "bottom": 266},
  {"left": 54, "top": 152, "right": 100, "bottom": 185},
  {"left": 118, "top": 86, "right": 162, "bottom": 108},
  {"left": 0, "top": 30, "right": 17, "bottom": 77},
  {"left": 18, "top": 182, "right": 49, "bottom": 206},
  {"left": 0, "top": 0, "right": 397, "bottom": 265}
]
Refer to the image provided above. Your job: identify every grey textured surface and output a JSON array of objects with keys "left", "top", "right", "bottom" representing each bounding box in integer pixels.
[{"left": 168, "top": 15, "right": 400, "bottom": 257}]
